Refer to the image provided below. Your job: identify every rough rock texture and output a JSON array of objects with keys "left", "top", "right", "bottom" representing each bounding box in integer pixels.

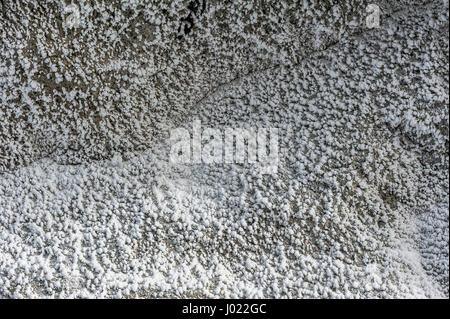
[
  {"left": 0, "top": 0, "right": 448, "bottom": 298},
  {"left": 0, "top": 0, "right": 441, "bottom": 169}
]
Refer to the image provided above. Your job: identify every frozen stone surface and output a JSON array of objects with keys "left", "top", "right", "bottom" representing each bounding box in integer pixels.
[{"left": 0, "top": 0, "right": 448, "bottom": 298}]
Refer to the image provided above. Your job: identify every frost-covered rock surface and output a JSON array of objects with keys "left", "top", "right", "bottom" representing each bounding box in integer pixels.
[{"left": 0, "top": 0, "right": 448, "bottom": 298}]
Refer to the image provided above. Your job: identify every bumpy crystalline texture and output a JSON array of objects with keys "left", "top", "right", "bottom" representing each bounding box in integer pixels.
[
  {"left": 0, "top": 0, "right": 448, "bottom": 298},
  {"left": 0, "top": 0, "right": 435, "bottom": 169}
]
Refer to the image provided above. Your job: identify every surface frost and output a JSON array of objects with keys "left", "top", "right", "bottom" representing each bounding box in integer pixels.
[{"left": 0, "top": 0, "right": 448, "bottom": 298}]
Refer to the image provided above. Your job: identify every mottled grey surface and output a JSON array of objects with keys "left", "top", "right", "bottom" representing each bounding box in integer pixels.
[{"left": 0, "top": 0, "right": 448, "bottom": 298}]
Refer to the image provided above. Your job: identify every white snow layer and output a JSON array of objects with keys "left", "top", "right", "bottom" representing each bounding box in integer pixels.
[{"left": 0, "top": 1, "right": 448, "bottom": 298}]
